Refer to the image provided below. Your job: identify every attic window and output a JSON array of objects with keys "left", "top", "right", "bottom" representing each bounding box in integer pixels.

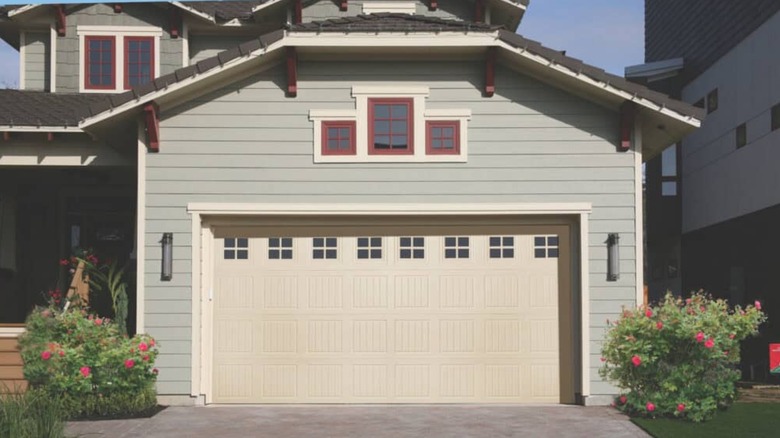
[
  {"left": 362, "top": 1, "right": 416, "bottom": 14},
  {"left": 309, "top": 86, "right": 471, "bottom": 163}
]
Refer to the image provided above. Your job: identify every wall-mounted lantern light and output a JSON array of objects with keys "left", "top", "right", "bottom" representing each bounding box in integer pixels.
[
  {"left": 161, "top": 232, "right": 173, "bottom": 281},
  {"left": 607, "top": 233, "right": 620, "bottom": 282}
]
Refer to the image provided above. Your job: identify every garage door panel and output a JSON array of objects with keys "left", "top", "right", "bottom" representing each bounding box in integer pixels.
[{"left": 212, "top": 229, "right": 564, "bottom": 403}]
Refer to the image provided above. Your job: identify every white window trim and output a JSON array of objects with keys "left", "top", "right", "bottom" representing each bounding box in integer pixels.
[
  {"left": 77, "top": 26, "right": 163, "bottom": 93},
  {"left": 362, "top": 1, "right": 417, "bottom": 14},
  {"left": 309, "top": 86, "right": 471, "bottom": 163},
  {"left": 18, "top": 31, "right": 25, "bottom": 90}
]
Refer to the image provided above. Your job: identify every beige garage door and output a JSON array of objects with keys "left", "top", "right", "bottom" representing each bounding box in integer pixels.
[{"left": 211, "top": 221, "right": 568, "bottom": 404}]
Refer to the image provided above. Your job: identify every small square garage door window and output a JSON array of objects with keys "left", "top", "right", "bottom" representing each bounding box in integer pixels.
[
  {"left": 224, "top": 238, "right": 248, "bottom": 260},
  {"left": 269, "top": 238, "right": 293, "bottom": 259}
]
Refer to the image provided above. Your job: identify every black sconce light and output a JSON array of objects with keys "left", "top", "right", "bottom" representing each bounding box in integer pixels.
[
  {"left": 161, "top": 232, "right": 173, "bottom": 281},
  {"left": 607, "top": 233, "right": 620, "bottom": 282}
]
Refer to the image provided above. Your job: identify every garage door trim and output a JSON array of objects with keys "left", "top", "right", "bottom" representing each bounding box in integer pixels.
[{"left": 187, "top": 203, "right": 592, "bottom": 404}]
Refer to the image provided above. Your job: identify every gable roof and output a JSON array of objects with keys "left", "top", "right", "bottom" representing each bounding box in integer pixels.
[{"left": 0, "top": 13, "right": 703, "bottom": 157}]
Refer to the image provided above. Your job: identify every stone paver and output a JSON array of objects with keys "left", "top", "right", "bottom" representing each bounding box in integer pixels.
[{"left": 67, "top": 405, "right": 649, "bottom": 438}]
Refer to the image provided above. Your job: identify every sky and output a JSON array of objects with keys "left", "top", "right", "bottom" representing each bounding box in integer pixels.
[{"left": 0, "top": 0, "right": 644, "bottom": 88}]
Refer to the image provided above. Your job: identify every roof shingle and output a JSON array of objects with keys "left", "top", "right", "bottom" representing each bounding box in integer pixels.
[
  {"left": 0, "top": 89, "right": 108, "bottom": 127},
  {"left": 291, "top": 13, "right": 504, "bottom": 32}
]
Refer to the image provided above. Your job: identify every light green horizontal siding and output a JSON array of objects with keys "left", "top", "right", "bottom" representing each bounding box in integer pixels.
[
  {"left": 23, "top": 32, "right": 50, "bottom": 91},
  {"left": 303, "top": 0, "right": 471, "bottom": 21},
  {"left": 145, "top": 61, "right": 638, "bottom": 396}
]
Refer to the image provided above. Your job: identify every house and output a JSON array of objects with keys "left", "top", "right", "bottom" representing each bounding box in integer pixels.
[
  {"left": 632, "top": 0, "right": 778, "bottom": 379},
  {"left": 0, "top": 1, "right": 702, "bottom": 405}
]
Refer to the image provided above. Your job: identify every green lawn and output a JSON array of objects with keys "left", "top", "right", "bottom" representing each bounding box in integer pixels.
[{"left": 632, "top": 403, "right": 780, "bottom": 438}]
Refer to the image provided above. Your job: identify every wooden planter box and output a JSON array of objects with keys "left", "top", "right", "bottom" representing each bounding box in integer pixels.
[{"left": 0, "top": 334, "right": 26, "bottom": 393}]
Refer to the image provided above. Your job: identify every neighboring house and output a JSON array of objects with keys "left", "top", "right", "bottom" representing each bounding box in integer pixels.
[
  {"left": 0, "top": 1, "right": 701, "bottom": 405},
  {"left": 631, "top": 0, "right": 779, "bottom": 379}
]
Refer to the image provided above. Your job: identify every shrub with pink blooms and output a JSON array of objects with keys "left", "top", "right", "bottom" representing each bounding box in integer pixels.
[
  {"left": 18, "top": 307, "right": 160, "bottom": 419},
  {"left": 599, "top": 292, "right": 766, "bottom": 422}
]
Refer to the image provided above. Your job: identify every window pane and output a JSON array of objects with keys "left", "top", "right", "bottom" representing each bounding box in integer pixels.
[
  {"left": 370, "top": 249, "right": 382, "bottom": 259},
  {"left": 412, "top": 249, "right": 424, "bottom": 259},
  {"left": 313, "top": 237, "right": 324, "bottom": 247},
  {"left": 224, "top": 250, "right": 235, "bottom": 259},
  {"left": 489, "top": 236, "right": 500, "bottom": 246},
  {"left": 445, "top": 248, "right": 456, "bottom": 258},
  {"left": 547, "top": 236, "right": 558, "bottom": 246},
  {"left": 374, "top": 136, "right": 390, "bottom": 149},
  {"left": 442, "top": 139, "right": 453, "bottom": 149},
  {"left": 535, "top": 248, "right": 546, "bottom": 258},
  {"left": 282, "top": 238, "right": 292, "bottom": 247},
  {"left": 281, "top": 249, "right": 293, "bottom": 259},
  {"left": 370, "top": 237, "right": 381, "bottom": 246},
  {"left": 432, "top": 139, "right": 442, "bottom": 149},
  {"left": 432, "top": 127, "right": 442, "bottom": 137},
  {"left": 237, "top": 250, "right": 248, "bottom": 260},
  {"left": 413, "top": 237, "right": 424, "bottom": 246},
  {"left": 504, "top": 237, "right": 514, "bottom": 245},
  {"left": 400, "top": 237, "right": 411, "bottom": 246},
  {"left": 325, "top": 249, "right": 337, "bottom": 259},
  {"left": 391, "top": 104, "right": 407, "bottom": 118},
  {"left": 339, "top": 128, "right": 350, "bottom": 137},
  {"left": 442, "top": 127, "right": 454, "bottom": 137},
  {"left": 458, "top": 249, "right": 469, "bottom": 258},
  {"left": 391, "top": 120, "right": 407, "bottom": 134},
  {"left": 548, "top": 248, "right": 559, "bottom": 258},
  {"left": 375, "top": 121, "right": 390, "bottom": 134},
  {"left": 357, "top": 237, "right": 368, "bottom": 247},
  {"left": 490, "top": 248, "right": 501, "bottom": 258},
  {"left": 458, "top": 237, "right": 468, "bottom": 246},
  {"left": 400, "top": 249, "right": 411, "bottom": 259},
  {"left": 534, "top": 237, "right": 545, "bottom": 246},
  {"left": 357, "top": 249, "right": 369, "bottom": 259},
  {"left": 225, "top": 238, "right": 236, "bottom": 247},
  {"left": 237, "top": 238, "right": 248, "bottom": 248},
  {"left": 445, "top": 237, "right": 456, "bottom": 246},
  {"left": 661, "top": 145, "right": 677, "bottom": 177},
  {"left": 503, "top": 248, "right": 514, "bottom": 258},
  {"left": 327, "top": 139, "right": 338, "bottom": 150},
  {"left": 313, "top": 249, "right": 324, "bottom": 259},
  {"left": 326, "top": 238, "right": 337, "bottom": 247},
  {"left": 391, "top": 135, "right": 408, "bottom": 148},
  {"left": 374, "top": 104, "right": 390, "bottom": 118},
  {"left": 662, "top": 181, "right": 677, "bottom": 196}
]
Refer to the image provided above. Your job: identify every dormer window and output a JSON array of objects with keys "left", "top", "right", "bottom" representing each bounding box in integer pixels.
[{"left": 78, "top": 26, "right": 162, "bottom": 93}]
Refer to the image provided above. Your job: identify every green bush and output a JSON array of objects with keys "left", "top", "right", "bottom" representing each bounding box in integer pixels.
[
  {"left": 599, "top": 292, "right": 766, "bottom": 422},
  {"left": 18, "top": 307, "right": 160, "bottom": 419},
  {"left": 0, "top": 389, "right": 65, "bottom": 438}
]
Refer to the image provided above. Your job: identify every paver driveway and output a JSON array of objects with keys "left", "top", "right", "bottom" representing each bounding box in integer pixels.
[{"left": 67, "top": 405, "right": 649, "bottom": 437}]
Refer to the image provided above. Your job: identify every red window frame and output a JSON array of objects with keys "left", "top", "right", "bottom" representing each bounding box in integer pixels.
[
  {"left": 426, "top": 121, "right": 460, "bottom": 155},
  {"left": 124, "top": 36, "right": 155, "bottom": 90},
  {"left": 84, "top": 35, "right": 116, "bottom": 90},
  {"left": 368, "top": 98, "right": 414, "bottom": 155},
  {"left": 322, "top": 120, "right": 356, "bottom": 155}
]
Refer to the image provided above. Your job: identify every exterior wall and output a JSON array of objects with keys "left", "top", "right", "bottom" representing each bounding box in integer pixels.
[
  {"left": 189, "top": 35, "right": 255, "bottom": 65},
  {"left": 680, "top": 11, "right": 780, "bottom": 233},
  {"left": 21, "top": 31, "right": 50, "bottom": 91},
  {"left": 145, "top": 60, "right": 639, "bottom": 397},
  {"left": 303, "top": 0, "right": 473, "bottom": 21},
  {"left": 645, "top": 0, "right": 780, "bottom": 84},
  {"left": 56, "top": 3, "right": 183, "bottom": 92}
]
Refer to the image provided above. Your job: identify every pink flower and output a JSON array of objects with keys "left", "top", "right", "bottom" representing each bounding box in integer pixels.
[
  {"left": 138, "top": 342, "right": 149, "bottom": 352},
  {"left": 152, "top": 368, "right": 159, "bottom": 375},
  {"left": 143, "top": 355, "right": 150, "bottom": 362},
  {"left": 631, "top": 355, "right": 642, "bottom": 367},
  {"left": 124, "top": 359, "right": 135, "bottom": 369},
  {"left": 59, "top": 258, "right": 70, "bottom": 266},
  {"left": 696, "top": 332, "right": 705, "bottom": 343},
  {"left": 755, "top": 300, "right": 762, "bottom": 310},
  {"left": 58, "top": 350, "right": 65, "bottom": 357},
  {"left": 677, "top": 403, "right": 685, "bottom": 412},
  {"left": 80, "top": 366, "right": 91, "bottom": 377},
  {"left": 656, "top": 321, "right": 664, "bottom": 330},
  {"left": 646, "top": 402, "right": 656, "bottom": 412},
  {"left": 704, "top": 338, "right": 715, "bottom": 349},
  {"left": 729, "top": 333, "right": 736, "bottom": 339},
  {"left": 700, "top": 306, "right": 706, "bottom": 312},
  {"left": 94, "top": 318, "right": 103, "bottom": 326},
  {"left": 685, "top": 298, "right": 692, "bottom": 305},
  {"left": 149, "top": 339, "right": 156, "bottom": 347},
  {"left": 41, "top": 351, "right": 51, "bottom": 361},
  {"left": 619, "top": 395, "right": 627, "bottom": 404},
  {"left": 645, "top": 309, "right": 653, "bottom": 318},
  {"left": 600, "top": 357, "right": 606, "bottom": 362}
]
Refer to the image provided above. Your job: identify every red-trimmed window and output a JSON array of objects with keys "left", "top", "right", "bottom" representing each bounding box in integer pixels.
[
  {"left": 368, "top": 98, "right": 413, "bottom": 155},
  {"left": 322, "top": 121, "right": 356, "bottom": 155},
  {"left": 426, "top": 121, "right": 460, "bottom": 155},
  {"left": 125, "top": 36, "right": 154, "bottom": 89},
  {"left": 84, "top": 36, "right": 116, "bottom": 90}
]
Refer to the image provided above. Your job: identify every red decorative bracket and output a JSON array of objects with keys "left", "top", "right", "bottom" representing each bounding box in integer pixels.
[
  {"left": 429, "top": 1, "right": 438, "bottom": 11},
  {"left": 294, "top": 0, "right": 302, "bottom": 24},
  {"left": 475, "top": 0, "right": 485, "bottom": 23},
  {"left": 144, "top": 102, "right": 160, "bottom": 152},
  {"left": 339, "top": 1, "right": 348, "bottom": 12},
  {"left": 46, "top": 132, "right": 55, "bottom": 142},
  {"left": 286, "top": 47, "right": 298, "bottom": 98},
  {"left": 113, "top": 4, "right": 122, "bottom": 13},
  {"left": 484, "top": 47, "right": 496, "bottom": 97},
  {"left": 2, "top": 132, "right": 10, "bottom": 141},
  {"left": 54, "top": 5, "right": 66, "bottom": 37},
  {"left": 169, "top": 7, "right": 182, "bottom": 38},
  {"left": 619, "top": 101, "right": 636, "bottom": 152}
]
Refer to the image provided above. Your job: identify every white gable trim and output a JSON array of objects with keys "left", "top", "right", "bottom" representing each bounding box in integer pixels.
[{"left": 362, "top": 2, "right": 417, "bottom": 14}]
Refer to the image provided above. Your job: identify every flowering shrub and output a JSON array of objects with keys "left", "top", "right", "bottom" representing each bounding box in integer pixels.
[
  {"left": 18, "top": 307, "right": 159, "bottom": 419},
  {"left": 599, "top": 292, "right": 766, "bottom": 422}
]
